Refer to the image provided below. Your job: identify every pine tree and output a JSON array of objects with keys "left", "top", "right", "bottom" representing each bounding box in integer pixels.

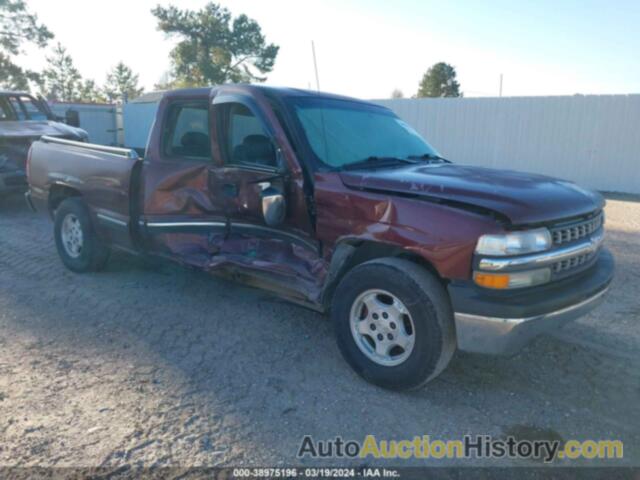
[
  {"left": 103, "top": 62, "right": 144, "bottom": 103},
  {"left": 417, "top": 63, "right": 461, "bottom": 98}
]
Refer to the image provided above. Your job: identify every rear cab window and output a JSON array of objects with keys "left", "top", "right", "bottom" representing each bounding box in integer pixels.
[{"left": 162, "top": 101, "right": 211, "bottom": 160}]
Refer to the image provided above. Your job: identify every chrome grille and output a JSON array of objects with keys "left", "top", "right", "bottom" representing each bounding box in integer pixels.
[
  {"left": 551, "top": 212, "right": 603, "bottom": 245},
  {"left": 552, "top": 252, "right": 594, "bottom": 274}
]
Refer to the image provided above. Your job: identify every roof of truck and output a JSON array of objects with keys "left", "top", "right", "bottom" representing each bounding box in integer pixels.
[
  {"left": 145, "top": 84, "right": 370, "bottom": 104},
  {"left": 129, "top": 91, "right": 167, "bottom": 104}
]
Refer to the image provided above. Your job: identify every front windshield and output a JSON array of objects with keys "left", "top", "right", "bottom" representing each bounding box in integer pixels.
[{"left": 290, "top": 97, "right": 440, "bottom": 169}]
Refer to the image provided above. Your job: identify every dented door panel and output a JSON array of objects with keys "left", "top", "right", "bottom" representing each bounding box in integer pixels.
[
  {"left": 208, "top": 93, "right": 324, "bottom": 303},
  {"left": 140, "top": 159, "right": 228, "bottom": 267}
]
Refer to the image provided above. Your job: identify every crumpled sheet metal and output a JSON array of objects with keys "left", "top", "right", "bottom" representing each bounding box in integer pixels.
[
  {"left": 156, "top": 230, "right": 327, "bottom": 303},
  {"left": 143, "top": 163, "right": 218, "bottom": 217}
]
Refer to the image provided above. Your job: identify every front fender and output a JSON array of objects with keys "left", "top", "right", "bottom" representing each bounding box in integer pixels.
[{"left": 316, "top": 174, "right": 505, "bottom": 276}]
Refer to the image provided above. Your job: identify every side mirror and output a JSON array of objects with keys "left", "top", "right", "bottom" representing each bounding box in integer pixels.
[
  {"left": 261, "top": 185, "right": 286, "bottom": 226},
  {"left": 65, "top": 109, "right": 80, "bottom": 127}
]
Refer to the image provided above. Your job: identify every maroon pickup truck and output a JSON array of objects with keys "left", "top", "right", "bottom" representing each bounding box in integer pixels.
[{"left": 26, "top": 85, "right": 614, "bottom": 390}]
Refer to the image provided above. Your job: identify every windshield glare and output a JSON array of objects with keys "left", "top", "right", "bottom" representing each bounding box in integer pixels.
[{"left": 291, "top": 98, "right": 439, "bottom": 169}]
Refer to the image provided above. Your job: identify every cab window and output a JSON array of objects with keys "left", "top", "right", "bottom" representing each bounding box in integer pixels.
[
  {"left": 7, "top": 97, "right": 26, "bottom": 120},
  {"left": 218, "top": 103, "right": 277, "bottom": 168},
  {"left": 18, "top": 96, "right": 49, "bottom": 121},
  {"left": 0, "top": 97, "right": 13, "bottom": 120},
  {"left": 163, "top": 102, "right": 211, "bottom": 160}
]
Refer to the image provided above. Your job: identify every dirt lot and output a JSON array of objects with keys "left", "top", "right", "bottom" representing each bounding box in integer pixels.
[{"left": 0, "top": 193, "right": 638, "bottom": 469}]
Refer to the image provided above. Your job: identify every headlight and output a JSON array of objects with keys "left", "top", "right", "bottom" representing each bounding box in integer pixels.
[{"left": 475, "top": 228, "right": 552, "bottom": 256}]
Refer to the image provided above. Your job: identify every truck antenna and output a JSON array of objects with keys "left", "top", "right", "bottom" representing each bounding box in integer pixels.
[{"left": 312, "top": 41, "right": 321, "bottom": 92}]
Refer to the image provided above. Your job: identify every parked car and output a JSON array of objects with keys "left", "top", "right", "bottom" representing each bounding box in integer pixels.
[
  {"left": 0, "top": 91, "right": 87, "bottom": 197},
  {"left": 26, "top": 85, "right": 614, "bottom": 390}
]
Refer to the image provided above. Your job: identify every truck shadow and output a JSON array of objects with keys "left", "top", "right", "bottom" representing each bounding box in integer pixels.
[{"left": 0, "top": 192, "right": 30, "bottom": 214}]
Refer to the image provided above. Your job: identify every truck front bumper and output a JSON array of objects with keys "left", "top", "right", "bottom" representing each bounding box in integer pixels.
[{"left": 448, "top": 248, "right": 614, "bottom": 355}]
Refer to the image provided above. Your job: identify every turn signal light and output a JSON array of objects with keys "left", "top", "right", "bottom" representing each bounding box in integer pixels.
[
  {"left": 473, "top": 272, "right": 511, "bottom": 289},
  {"left": 474, "top": 268, "right": 552, "bottom": 289}
]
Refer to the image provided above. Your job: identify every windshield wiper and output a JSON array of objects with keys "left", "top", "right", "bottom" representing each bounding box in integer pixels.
[
  {"left": 407, "top": 153, "right": 451, "bottom": 163},
  {"left": 341, "top": 156, "right": 417, "bottom": 171}
]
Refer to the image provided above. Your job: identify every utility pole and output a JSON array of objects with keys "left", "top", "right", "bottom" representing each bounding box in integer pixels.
[
  {"left": 311, "top": 40, "right": 321, "bottom": 92},
  {"left": 499, "top": 73, "right": 503, "bottom": 97}
]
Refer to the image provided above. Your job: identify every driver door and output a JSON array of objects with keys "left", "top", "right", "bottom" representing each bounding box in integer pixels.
[{"left": 210, "top": 95, "right": 322, "bottom": 303}]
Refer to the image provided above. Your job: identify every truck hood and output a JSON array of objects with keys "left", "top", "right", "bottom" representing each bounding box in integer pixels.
[
  {"left": 339, "top": 163, "right": 604, "bottom": 225},
  {"left": 0, "top": 120, "right": 86, "bottom": 139}
]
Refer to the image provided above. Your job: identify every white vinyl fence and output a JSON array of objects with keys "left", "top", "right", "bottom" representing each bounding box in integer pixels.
[{"left": 376, "top": 95, "right": 640, "bottom": 194}]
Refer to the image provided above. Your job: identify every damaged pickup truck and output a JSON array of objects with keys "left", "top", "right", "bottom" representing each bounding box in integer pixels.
[
  {"left": 0, "top": 91, "right": 87, "bottom": 197},
  {"left": 26, "top": 85, "right": 614, "bottom": 390}
]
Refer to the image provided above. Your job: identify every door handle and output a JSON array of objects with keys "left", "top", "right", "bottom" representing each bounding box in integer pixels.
[{"left": 223, "top": 183, "right": 238, "bottom": 198}]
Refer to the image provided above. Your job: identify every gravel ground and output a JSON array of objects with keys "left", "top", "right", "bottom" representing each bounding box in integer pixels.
[{"left": 0, "top": 193, "right": 638, "bottom": 470}]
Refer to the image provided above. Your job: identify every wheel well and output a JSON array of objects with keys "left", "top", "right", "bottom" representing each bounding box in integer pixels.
[
  {"left": 321, "top": 240, "right": 445, "bottom": 311},
  {"left": 48, "top": 184, "right": 81, "bottom": 217}
]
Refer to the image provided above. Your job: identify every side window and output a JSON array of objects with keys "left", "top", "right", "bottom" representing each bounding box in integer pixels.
[
  {"left": 8, "top": 97, "right": 26, "bottom": 120},
  {"left": 0, "top": 97, "right": 13, "bottom": 120},
  {"left": 220, "top": 103, "right": 277, "bottom": 168},
  {"left": 163, "top": 102, "right": 211, "bottom": 160}
]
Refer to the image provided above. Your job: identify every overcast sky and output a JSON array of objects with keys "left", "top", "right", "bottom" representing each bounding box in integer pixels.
[{"left": 19, "top": 0, "right": 640, "bottom": 99}]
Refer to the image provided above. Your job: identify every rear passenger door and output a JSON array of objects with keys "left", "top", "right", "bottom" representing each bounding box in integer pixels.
[{"left": 140, "top": 98, "right": 227, "bottom": 266}]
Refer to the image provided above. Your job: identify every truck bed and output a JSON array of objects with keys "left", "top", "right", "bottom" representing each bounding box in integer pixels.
[{"left": 27, "top": 136, "right": 141, "bottom": 232}]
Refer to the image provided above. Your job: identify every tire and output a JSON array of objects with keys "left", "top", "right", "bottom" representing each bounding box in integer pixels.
[
  {"left": 332, "top": 257, "right": 456, "bottom": 390},
  {"left": 54, "top": 197, "right": 110, "bottom": 273}
]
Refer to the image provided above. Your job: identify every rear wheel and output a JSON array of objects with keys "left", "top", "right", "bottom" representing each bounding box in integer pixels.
[
  {"left": 54, "top": 197, "right": 110, "bottom": 272},
  {"left": 332, "top": 257, "right": 456, "bottom": 390}
]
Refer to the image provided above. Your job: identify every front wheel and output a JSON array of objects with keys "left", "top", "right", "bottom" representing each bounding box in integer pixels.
[
  {"left": 54, "top": 197, "right": 110, "bottom": 273},
  {"left": 332, "top": 258, "right": 456, "bottom": 390}
]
